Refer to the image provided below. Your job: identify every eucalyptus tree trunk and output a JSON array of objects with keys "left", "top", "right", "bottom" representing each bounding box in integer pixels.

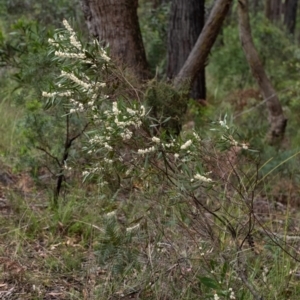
[
  {"left": 80, "top": 0, "right": 149, "bottom": 80},
  {"left": 174, "top": 0, "right": 233, "bottom": 88},
  {"left": 167, "top": 0, "right": 206, "bottom": 100},
  {"left": 284, "top": 0, "right": 298, "bottom": 35},
  {"left": 238, "top": 0, "right": 287, "bottom": 145}
]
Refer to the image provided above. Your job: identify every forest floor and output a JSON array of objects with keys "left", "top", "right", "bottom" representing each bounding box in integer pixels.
[
  {"left": 0, "top": 166, "right": 99, "bottom": 300},
  {"left": 1, "top": 161, "right": 300, "bottom": 299}
]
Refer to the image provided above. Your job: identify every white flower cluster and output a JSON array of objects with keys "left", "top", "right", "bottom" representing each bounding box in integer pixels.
[
  {"left": 222, "top": 135, "right": 249, "bottom": 150},
  {"left": 217, "top": 116, "right": 250, "bottom": 150},
  {"left": 194, "top": 173, "right": 213, "bottom": 183},
  {"left": 104, "top": 158, "right": 113, "bottom": 164},
  {"left": 241, "top": 143, "right": 248, "bottom": 150},
  {"left": 151, "top": 136, "right": 160, "bottom": 143},
  {"left": 82, "top": 171, "right": 89, "bottom": 177},
  {"left": 120, "top": 129, "right": 133, "bottom": 140},
  {"left": 62, "top": 19, "right": 82, "bottom": 50},
  {"left": 88, "top": 135, "right": 113, "bottom": 154},
  {"left": 219, "top": 115, "right": 229, "bottom": 129},
  {"left": 69, "top": 98, "right": 84, "bottom": 113},
  {"left": 87, "top": 102, "right": 145, "bottom": 163},
  {"left": 88, "top": 134, "right": 104, "bottom": 145},
  {"left": 43, "top": 20, "right": 112, "bottom": 115},
  {"left": 109, "top": 101, "right": 144, "bottom": 132},
  {"left": 106, "top": 211, "right": 116, "bottom": 218},
  {"left": 48, "top": 38, "right": 55, "bottom": 45},
  {"left": 137, "top": 146, "right": 156, "bottom": 155},
  {"left": 93, "top": 39, "right": 111, "bottom": 63},
  {"left": 85, "top": 166, "right": 103, "bottom": 174},
  {"left": 61, "top": 70, "right": 91, "bottom": 91},
  {"left": 163, "top": 141, "right": 175, "bottom": 148},
  {"left": 42, "top": 91, "right": 72, "bottom": 98},
  {"left": 55, "top": 51, "right": 85, "bottom": 59},
  {"left": 219, "top": 119, "right": 229, "bottom": 129},
  {"left": 103, "top": 142, "right": 112, "bottom": 150},
  {"left": 228, "top": 135, "right": 239, "bottom": 147},
  {"left": 64, "top": 160, "right": 72, "bottom": 171},
  {"left": 193, "top": 131, "right": 201, "bottom": 141},
  {"left": 228, "top": 288, "right": 236, "bottom": 299},
  {"left": 136, "top": 129, "right": 200, "bottom": 160},
  {"left": 126, "top": 108, "right": 136, "bottom": 115},
  {"left": 99, "top": 48, "right": 111, "bottom": 62},
  {"left": 180, "top": 139, "right": 192, "bottom": 150},
  {"left": 214, "top": 293, "right": 220, "bottom": 300}
]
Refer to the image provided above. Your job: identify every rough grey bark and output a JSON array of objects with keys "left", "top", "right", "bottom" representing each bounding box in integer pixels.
[
  {"left": 80, "top": 0, "right": 149, "bottom": 80},
  {"left": 174, "top": 0, "right": 233, "bottom": 88},
  {"left": 284, "top": 0, "right": 298, "bottom": 35},
  {"left": 167, "top": 0, "right": 206, "bottom": 100},
  {"left": 238, "top": 0, "right": 287, "bottom": 145}
]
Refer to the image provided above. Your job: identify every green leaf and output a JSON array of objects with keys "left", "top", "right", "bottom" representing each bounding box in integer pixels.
[
  {"left": 221, "top": 261, "right": 228, "bottom": 282},
  {"left": 198, "top": 276, "right": 219, "bottom": 289}
]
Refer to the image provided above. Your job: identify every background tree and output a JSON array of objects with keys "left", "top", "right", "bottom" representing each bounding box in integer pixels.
[
  {"left": 146, "top": 0, "right": 233, "bottom": 136},
  {"left": 249, "top": 0, "right": 267, "bottom": 15},
  {"left": 265, "top": 0, "right": 283, "bottom": 22},
  {"left": 80, "top": 0, "right": 150, "bottom": 79},
  {"left": 252, "top": 0, "right": 260, "bottom": 14},
  {"left": 174, "top": 0, "right": 233, "bottom": 88},
  {"left": 80, "top": 0, "right": 233, "bottom": 100},
  {"left": 238, "top": 0, "right": 287, "bottom": 144},
  {"left": 284, "top": 0, "right": 298, "bottom": 35},
  {"left": 167, "top": 0, "right": 206, "bottom": 100}
]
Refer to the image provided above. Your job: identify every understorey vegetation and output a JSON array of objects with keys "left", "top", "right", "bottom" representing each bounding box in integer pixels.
[{"left": 1, "top": 1, "right": 300, "bottom": 299}]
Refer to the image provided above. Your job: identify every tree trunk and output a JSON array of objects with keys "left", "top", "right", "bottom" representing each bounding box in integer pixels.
[
  {"left": 284, "top": 0, "right": 298, "bottom": 35},
  {"left": 265, "top": 0, "right": 283, "bottom": 22},
  {"left": 167, "top": 0, "right": 206, "bottom": 100},
  {"left": 265, "top": 0, "right": 271, "bottom": 19},
  {"left": 273, "top": 0, "right": 283, "bottom": 21},
  {"left": 238, "top": 0, "right": 287, "bottom": 145},
  {"left": 174, "top": 0, "right": 233, "bottom": 88},
  {"left": 251, "top": 0, "right": 260, "bottom": 14},
  {"left": 80, "top": 0, "right": 149, "bottom": 80}
]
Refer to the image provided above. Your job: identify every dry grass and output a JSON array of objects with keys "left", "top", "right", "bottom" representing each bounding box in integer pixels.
[{"left": 0, "top": 157, "right": 300, "bottom": 300}]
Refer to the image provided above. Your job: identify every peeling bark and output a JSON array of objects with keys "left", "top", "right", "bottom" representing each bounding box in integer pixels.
[{"left": 238, "top": 0, "right": 287, "bottom": 145}]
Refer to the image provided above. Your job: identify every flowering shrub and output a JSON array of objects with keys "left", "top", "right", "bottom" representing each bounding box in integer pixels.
[
  {"left": 41, "top": 21, "right": 260, "bottom": 219},
  {"left": 40, "top": 20, "right": 270, "bottom": 299},
  {"left": 43, "top": 20, "right": 225, "bottom": 192}
]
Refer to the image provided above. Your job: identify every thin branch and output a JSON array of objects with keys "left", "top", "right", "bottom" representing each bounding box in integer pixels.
[{"left": 36, "top": 146, "right": 61, "bottom": 167}]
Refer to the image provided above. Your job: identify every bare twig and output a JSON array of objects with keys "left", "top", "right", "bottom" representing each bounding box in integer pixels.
[{"left": 36, "top": 146, "right": 61, "bottom": 167}]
